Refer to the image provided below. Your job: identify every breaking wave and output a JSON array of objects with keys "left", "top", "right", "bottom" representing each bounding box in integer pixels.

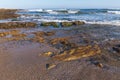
[
  {"left": 107, "top": 11, "right": 120, "bottom": 14},
  {"left": 27, "top": 9, "right": 80, "bottom": 14},
  {"left": 86, "top": 20, "right": 120, "bottom": 26},
  {"left": 27, "top": 9, "right": 43, "bottom": 12}
]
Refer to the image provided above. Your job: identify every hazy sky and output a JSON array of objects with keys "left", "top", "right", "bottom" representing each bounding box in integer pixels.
[{"left": 0, "top": 0, "right": 120, "bottom": 9}]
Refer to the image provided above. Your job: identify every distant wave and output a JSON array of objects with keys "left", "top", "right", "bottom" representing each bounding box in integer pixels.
[
  {"left": 45, "top": 10, "right": 59, "bottom": 14},
  {"left": 45, "top": 10, "right": 80, "bottom": 14},
  {"left": 26, "top": 9, "right": 120, "bottom": 15},
  {"left": 27, "top": 9, "right": 81, "bottom": 14},
  {"left": 67, "top": 10, "right": 80, "bottom": 14},
  {"left": 86, "top": 20, "right": 120, "bottom": 26},
  {"left": 28, "top": 9, "right": 43, "bottom": 12},
  {"left": 107, "top": 11, "right": 120, "bottom": 14}
]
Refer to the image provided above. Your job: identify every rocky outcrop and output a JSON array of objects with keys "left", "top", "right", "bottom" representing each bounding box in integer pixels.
[
  {"left": 33, "top": 31, "right": 55, "bottom": 37},
  {"left": 0, "top": 30, "right": 20, "bottom": 37},
  {"left": 0, "top": 9, "right": 20, "bottom": 19},
  {"left": 31, "top": 31, "right": 55, "bottom": 43},
  {"left": 0, "top": 22, "right": 36, "bottom": 29},
  {"left": 0, "top": 30, "right": 27, "bottom": 41},
  {"left": 42, "top": 44, "right": 101, "bottom": 62},
  {"left": 31, "top": 36, "right": 45, "bottom": 43},
  {"left": 60, "top": 21, "right": 85, "bottom": 27},
  {"left": 40, "top": 21, "right": 85, "bottom": 27},
  {"left": 53, "top": 45, "right": 101, "bottom": 61},
  {"left": 50, "top": 37, "right": 76, "bottom": 51},
  {"left": 41, "top": 22, "right": 59, "bottom": 28},
  {"left": 60, "top": 22, "right": 73, "bottom": 27},
  {"left": 72, "top": 21, "right": 85, "bottom": 25}
]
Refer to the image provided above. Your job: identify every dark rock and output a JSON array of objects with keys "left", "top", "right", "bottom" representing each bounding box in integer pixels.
[
  {"left": 72, "top": 21, "right": 85, "bottom": 25},
  {"left": 45, "top": 63, "right": 56, "bottom": 70},
  {"left": 112, "top": 44, "right": 120, "bottom": 53},
  {"left": 46, "top": 64, "right": 50, "bottom": 69}
]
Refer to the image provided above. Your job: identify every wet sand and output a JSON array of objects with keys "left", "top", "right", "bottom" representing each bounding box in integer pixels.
[{"left": 0, "top": 24, "right": 120, "bottom": 80}]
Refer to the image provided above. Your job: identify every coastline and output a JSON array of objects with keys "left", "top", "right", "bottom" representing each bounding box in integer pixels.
[{"left": 0, "top": 9, "right": 120, "bottom": 80}]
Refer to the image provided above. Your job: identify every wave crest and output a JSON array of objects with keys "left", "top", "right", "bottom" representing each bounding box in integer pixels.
[{"left": 107, "top": 11, "right": 120, "bottom": 14}]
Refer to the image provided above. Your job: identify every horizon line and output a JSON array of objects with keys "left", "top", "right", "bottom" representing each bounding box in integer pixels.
[{"left": 0, "top": 7, "right": 120, "bottom": 9}]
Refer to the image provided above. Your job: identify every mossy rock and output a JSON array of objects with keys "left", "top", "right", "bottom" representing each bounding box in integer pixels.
[
  {"left": 60, "top": 22, "right": 73, "bottom": 27},
  {"left": 0, "top": 22, "right": 37, "bottom": 29},
  {"left": 60, "top": 21, "right": 85, "bottom": 27},
  {"left": 41, "top": 22, "right": 59, "bottom": 28}
]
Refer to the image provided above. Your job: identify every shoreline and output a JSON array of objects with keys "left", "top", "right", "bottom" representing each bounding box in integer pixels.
[{"left": 0, "top": 9, "right": 120, "bottom": 80}]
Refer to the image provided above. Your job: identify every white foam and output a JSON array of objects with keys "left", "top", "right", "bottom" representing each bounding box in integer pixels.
[
  {"left": 36, "top": 19, "right": 69, "bottom": 22},
  {"left": 68, "top": 10, "right": 79, "bottom": 14},
  {"left": 107, "top": 11, "right": 120, "bottom": 14},
  {"left": 28, "top": 9, "right": 43, "bottom": 12},
  {"left": 45, "top": 10, "right": 53, "bottom": 12},
  {"left": 86, "top": 20, "right": 120, "bottom": 26},
  {"left": 47, "top": 11, "right": 59, "bottom": 14},
  {"left": 44, "top": 10, "right": 59, "bottom": 14}
]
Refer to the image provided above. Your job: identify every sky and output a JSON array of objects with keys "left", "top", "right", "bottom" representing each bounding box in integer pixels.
[{"left": 0, "top": 0, "right": 120, "bottom": 9}]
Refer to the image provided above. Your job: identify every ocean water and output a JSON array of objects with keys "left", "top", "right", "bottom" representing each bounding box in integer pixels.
[{"left": 17, "top": 9, "right": 120, "bottom": 25}]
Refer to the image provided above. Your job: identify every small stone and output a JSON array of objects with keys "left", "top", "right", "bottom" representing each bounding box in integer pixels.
[
  {"left": 46, "top": 64, "right": 56, "bottom": 70},
  {"left": 93, "top": 61, "right": 104, "bottom": 68},
  {"left": 97, "top": 63, "right": 103, "bottom": 68},
  {"left": 0, "top": 33, "right": 4, "bottom": 37},
  {"left": 44, "top": 52, "right": 54, "bottom": 57}
]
